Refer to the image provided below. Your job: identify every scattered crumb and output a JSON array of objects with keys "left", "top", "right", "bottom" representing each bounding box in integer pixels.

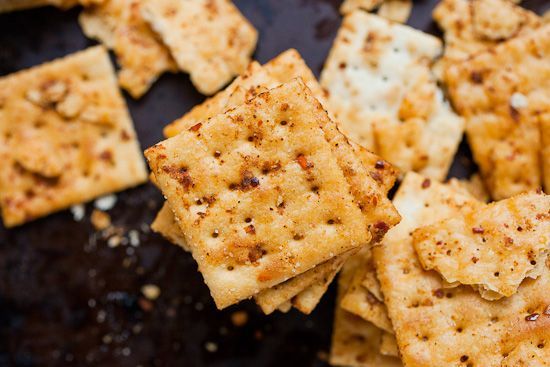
[
  {"left": 195, "top": 302, "right": 204, "bottom": 311},
  {"left": 141, "top": 284, "right": 161, "bottom": 300},
  {"left": 94, "top": 194, "right": 117, "bottom": 211},
  {"left": 107, "top": 235, "right": 122, "bottom": 248},
  {"left": 205, "top": 342, "right": 218, "bottom": 353},
  {"left": 91, "top": 209, "right": 111, "bottom": 231},
  {"left": 70, "top": 204, "right": 85, "bottom": 221},
  {"left": 102, "top": 334, "right": 112, "bottom": 344},
  {"left": 121, "top": 347, "right": 131, "bottom": 357},
  {"left": 231, "top": 310, "right": 248, "bottom": 327},
  {"left": 129, "top": 230, "right": 140, "bottom": 247},
  {"left": 138, "top": 298, "right": 154, "bottom": 312},
  {"left": 87, "top": 299, "right": 96, "bottom": 308},
  {"left": 96, "top": 310, "right": 106, "bottom": 323}
]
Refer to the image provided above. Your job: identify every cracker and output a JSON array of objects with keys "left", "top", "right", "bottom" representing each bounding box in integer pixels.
[
  {"left": 340, "top": 249, "right": 393, "bottom": 333},
  {"left": 377, "top": 0, "right": 412, "bottom": 24},
  {"left": 433, "top": 0, "right": 541, "bottom": 77},
  {"left": 375, "top": 172, "right": 550, "bottom": 367},
  {"left": 379, "top": 332, "right": 398, "bottom": 357},
  {"left": 444, "top": 25, "right": 550, "bottom": 199},
  {"left": 145, "top": 79, "right": 374, "bottom": 308},
  {"left": 447, "top": 174, "right": 489, "bottom": 202},
  {"left": 329, "top": 254, "right": 402, "bottom": 367},
  {"left": 79, "top": 0, "right": 177, "bottom": 98},
  {"left": 321, "top": 11, "right": 463, "bottom": 181},
  {"left": 413, "top": 191, "right": 549, "bottom": 300},
  {"left": 0, "top": 46, "right": 147, "bottom": 227},
  {"left": 140, "top": 0, "right": 258, "bottom": 95},
  {"left": 340, "top": 0, "right": 384, "bottom": 14},
  {"left": 151, "top": 202, "right": 190, "bottom": 251}
]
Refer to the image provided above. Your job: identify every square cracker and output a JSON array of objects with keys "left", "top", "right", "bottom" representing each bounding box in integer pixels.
[
  {"left": 145, "top": 79, "right": 372, "bottom": 309},
  {"left": 413, "top": 191, "right": 549, "bottom": 300},
  {"left": 0, "top": 46, "right": 147, "bottom": 227},
  {"left": 140, "top": 0, "right": 258, "bottom": 95},
  {"left": 321, "top": 11, "right": 463, "bottom": 181},
  {"left": 375, "top": 172, "right": 550, "bottom": 367},
  {"left": 330, "top": 253, "right": 402, "bottom": 367},
  {"left": 444, "top": 25, "right": 550, "bottom": 199},
  {"left": 79, "top": 0, "right": 177, "bottom": 98}
]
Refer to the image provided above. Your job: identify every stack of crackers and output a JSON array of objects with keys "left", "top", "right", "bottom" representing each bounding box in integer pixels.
[{"left": 147, "top": 49, "right": 402, "bottom": 312}]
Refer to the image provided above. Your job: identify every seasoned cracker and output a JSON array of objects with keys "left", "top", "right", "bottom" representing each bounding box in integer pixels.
[
  {"left": 321, "top": 11, "right": 463, "bottom": 181},
  {"left": 447, "top": 174, "right": 489, "bottom": 202},
  {"left": 340, "top": 249, "right": 393, "bottom": 333},
  {"left": 141, "top": 0, "right": 258, "bottom": 95},
  {"left": 79, "top": 0, "right": 177, "bottom": 98},
  {"left": 445, "top": 25, "right": 550, "bottom": 199},
  {"left": 145, "top": 80, "right": 373, "bottom": 308},
  {"left": 330, "top": 254, "right": 402, "bottom": 367},
  {"left": 0, "top": 46, "right": 147, "bottom": 227},
  {"left": 413, "top": 191, "right": 549, "bottom": 299},
  {"left": 377, "top": 0, "right": 412, "bottom": 24},
  {"left": 375, "top": 172, "right": 550, "bottom": 367},
  {"left": 379, "top": 332, "right": 398, "bottom": 357},
  {"left": 151, "top": 202, "right": 190, "bottom": 251}
]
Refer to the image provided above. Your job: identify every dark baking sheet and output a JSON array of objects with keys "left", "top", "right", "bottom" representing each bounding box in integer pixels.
[{"left": 0, "top": 1, "right": 548, "bottom": 366}]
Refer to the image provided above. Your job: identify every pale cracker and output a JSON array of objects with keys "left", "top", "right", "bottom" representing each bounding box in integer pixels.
[
  {"left": 377, "top": 0, "right": 412, "bottom": 24},
  {"left": 444, "top": 25, "right": 550, "bottom": 199},
  {"left": 447, "top": 174, "right": 489, "bottom": 202},
  {"left": 380, "top": 332, "right": 398, "bottom": 357},
  {"left": 413, "top": 191, "right": 550, "bottom": 299},
  {"left": 433, "top": 0, "right": 541, "bottom": 78},
  {"left": 321, "top": 11, "right": 463, "bottom": 181},
  {"left": 140, "top": 0, "right": 258, "bottom": 95},
  {"left": 79, "top": 0, "right": 177, "bottom": 98},
  {"left": 0, "top": 46, "right": 147, "bottom": 227},
  {"left": 374, "top": 172, "right": 550, "bottom": 367},
  {"left": 340, "top": 249, "right": 393, "bottom": 333},
  {"left": 145, "top": 80, "right": 372, "bottom": 309},
  {"left": 329, "top": 253, "right": 402, "bottom": 367}
]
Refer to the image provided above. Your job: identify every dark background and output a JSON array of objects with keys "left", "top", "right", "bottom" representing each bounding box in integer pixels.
[{"left": 0, "top": 0, "right": 548, "bottom": 366}]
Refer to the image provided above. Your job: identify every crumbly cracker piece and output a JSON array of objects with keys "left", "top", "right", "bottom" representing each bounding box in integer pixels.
[
  {"left": 377, "top": 0, "right": 412, "bottom": 24},
  {"left": 330, "top": 254, "right": 402, "bottom": 367},
  {"left": 413, "top": 191, "right": 549, "bottom": 299},
  {"left": 340, "top": 249, "right": 393, "bottom": 333},
  {"left": 79, "top": 0, "right": 177, "bottom": 98},
  {"left": 433, "top": 0, "right": 541, "bottom": 76},
  {"left": 145, "top": 80, "right": 373, "bottom": 309},
  {"left": 340, "top": 0, "right": 384, "bottom": 14},
  {"left": 140, "top": 0, "right": 257, "bottom": 95},
  {"left": 151, "top": 202, "right": 190, "bottom": 251},
  {"left": 447, "top": 174, "right": 489, "bottom": 202},
  {"left": 379, "top": 332, "right": 398, "bottom": 357},
  {"left": 444, "top": 25, "right": 550, "bottom": 199},
  {"left": 0, "top": 46, "right": 147, "bottom": 227},
  {"left": 321, "top": 12, "right": 463, "bottom": 181},
  {"left": 375, "top": 172, "right": 550, "bottom": 367}
]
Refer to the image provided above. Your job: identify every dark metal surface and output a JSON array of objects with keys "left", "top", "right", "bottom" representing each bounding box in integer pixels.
[{"left": 0, "top": 1, "right": 548, "bottom": 366}]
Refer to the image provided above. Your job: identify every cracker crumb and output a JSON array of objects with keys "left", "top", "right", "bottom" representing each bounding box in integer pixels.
[
  {"left": 205, "top": 342, "right": 218, "bottom": 353},
  {"left": 141, "top": 284, "right": 161, "bottom": 300},
  {"left": 107, "top": 235, "right": 122, "bottom": 248},
  {"left": 121, "top": 347, "right": 131, "bottom": 356},
  {"left": 129, "top": 230, "right": 140, "bottom": 247},
  {"left": 70, "top": 204, "right": 85, "bottom": 221},
  {"left": 94, "top": 194, "right": 117, "bottom": 211},
  {"left": 510, "top": 92, "right": 528, "bottom": 109},
  {"left": 231, "top": 310, "right": 248, "bottom": 327},
  {"left": 91, "top": 209, "right": 111, "bottom": 231}
]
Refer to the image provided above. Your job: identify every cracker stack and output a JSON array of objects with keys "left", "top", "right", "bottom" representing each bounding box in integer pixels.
[
  {"left": 0, "top": 46, "right": 147, "bottom": 228},
  {"left": 321, "top": 11, "right": 464, "bottom": 181},
  {"left": 330, "top": 172, "right": 550, "bottom": 367},
  {"left": 146, "top": 50, "right": 401, "bottom": 311}
]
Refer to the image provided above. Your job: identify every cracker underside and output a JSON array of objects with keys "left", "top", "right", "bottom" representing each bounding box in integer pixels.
[
  {"left": 140, "top": 0, "right": 258, "bottom": 95},
  {"left": 0, "top": 46, "right": 147, "bottom": 227},
  {"left": 444, "top": 25, "right": 550, "bottom": 199},
  {"left": 321, "top": 11, "right": 463, "bottom": 181},
  {"left": 375, "top": 172, "right": 550, "bottom": 367}
]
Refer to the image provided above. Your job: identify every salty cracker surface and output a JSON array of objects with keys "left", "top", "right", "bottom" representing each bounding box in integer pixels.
[
  {"left": 330, "top": 253, "right": 402, "bottom": 367},
  {"left": 145, "top": 80, "right": 372, "bottom": 309},
  {"left": 79, "top": 0, "right": 177, "bottom": 98},
  {"left": 141, "top": 0, "right": 257, "bottom": 95},
  {"left": 445, "top": 25, "right": 550, "bottom": 199},
  {"left": 375, "top": 172, "right": 550, "bottom": 367},
  {"left": 0, "top": 46, "right": 147, "bottom": 227},
  {"left": 321, "top": 11, "right": 463, "bottom": 181},
  {"left": 413, "top": 191, "right": 550, "bottom": 300}
]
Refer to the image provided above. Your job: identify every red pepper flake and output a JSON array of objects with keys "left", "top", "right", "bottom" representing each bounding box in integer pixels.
[
  {"left": 470, "top": 71, "right": 483, "bottom": 84},
  {"left": 421, "top": 179, "right": 431, "bottom": 189},
  {"left": 189, "top": 122, "right": 202, "bottom": 132},
  {"left": 120, "top": 130, "right": 131, "bottom": 141},
  {"left": 509, "top": 105, "right": 520, "bottom": 122},
  {"left": 240, "top": 171, "right": 260, "bottom": 190},
  {"left": 296, "top": 154, "right": 313, "bottom": 170},
  {"left": 248, "top": 245, "right": 266, "bottom": 263},
  {"left": 504, "top": 236, "right": 514, "bottom": 245},
  {"left": 472, "top": 227, "right": 484, "bottom": 234},
  {"left": 433, "top": 288, "right": 445, "bottom": 298},
  {"left": 525, "top": 313, "right": 540, "bottom": 321},
  {"left": 280, "top": 103, "right": 289, "bottom": 112},
  {"left": 162, "top": 165, "right": 193, "bottom": 190},
  {"left": 369, "top": 171, "right": 383, "bottom": 183},
  {"left": 471, "top": 257, "right": 479, "bottom": 264},
  {"left": 244, "top": 224, "right": 256, "bottom": 235},
  {"left": 374, "top": 160, "right": 386, "bottom": 169},
  {"left": 460, "top": 355, "right": 469, "bottom": 362}
]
